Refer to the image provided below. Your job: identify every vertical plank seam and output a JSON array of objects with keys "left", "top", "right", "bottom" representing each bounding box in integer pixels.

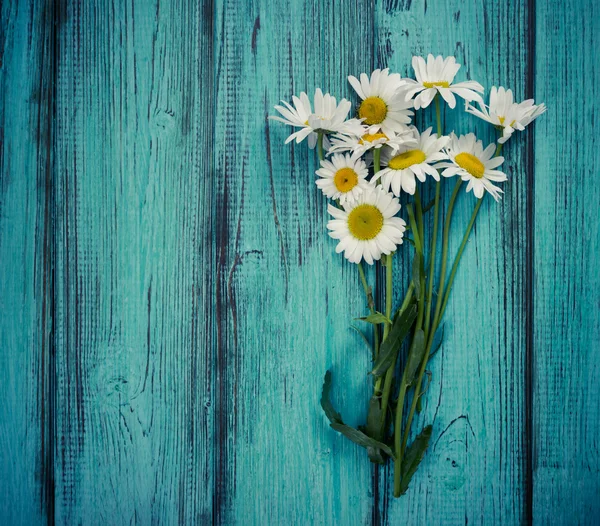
[
  {"left": 42, "top": 0, "right": 59, "bottom": 523},
  {"left": 525, "top": 0, "right": 536, "bottom": 522}
]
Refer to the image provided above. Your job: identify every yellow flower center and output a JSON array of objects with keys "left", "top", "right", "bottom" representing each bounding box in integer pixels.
[
  {"left": 347, "top": 204, "right": 384, "bottom": 240},
  {"left": 358, "top": 97, "right": 388, "bottom": 125},
  {"left": 388, "top": 150, "right": 427, "bottom": 170},
  {"left": 423, "top": 81, "right": 450, "bottom": 88},
  {"left": 359, "top": 132, "right": 388, "bottom": 145},
  {"left": 455, "top": 152, "right": 485, "bottom": 179},
  {"left": 334, "top": 167, "right": 359, "bottom": 193},
  {"left": 497, "top": 116, "right": 516, "bottom": 127}
]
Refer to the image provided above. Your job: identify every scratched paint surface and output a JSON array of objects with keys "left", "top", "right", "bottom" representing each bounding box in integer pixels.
[{"left": 0, "top": 0, "right": 598, "bottom": 525}]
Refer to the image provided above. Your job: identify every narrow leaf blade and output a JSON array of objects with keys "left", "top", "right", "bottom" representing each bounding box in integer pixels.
[
  {"left": 320, "top": 372, "right": 393, "bottom": 461},
  {"left": 320, "top": 371, "right": 342, "bottom": 424},
  {"left": 356, "top": 312, "right": 392, "bottom": 325},
  {"left": 371, "top": 303, "right": 418, "bottom": 376},
  {"left": 398, "top": 425, "right": 433, "bottom": 496},
  {"left": 404, "top": 329, "right": 426, "bottom": 386},
  {"left": 330, "top": 423, "right": 396, "bottom": 459}
]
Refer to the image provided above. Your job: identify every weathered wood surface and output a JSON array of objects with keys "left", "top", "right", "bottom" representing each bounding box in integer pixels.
[{"left": 0, "top": 0, "right": 598, "bottom": 524}]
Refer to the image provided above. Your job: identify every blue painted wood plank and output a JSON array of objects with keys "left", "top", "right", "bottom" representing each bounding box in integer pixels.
[
  {"left": 52, "top": 1, "right": 215, "bottom": 523},
  {"left": 0, "top": 1, "right": 53, "bottom": 523},
  {"left": 532, "top": 0, "right": 600, "bottom": 523},
  {"left": 372, "top": 1, "right": 531, "bottom": 523},
  {"left": 212, "top": 0, "right": 380, "bottom": 524}
]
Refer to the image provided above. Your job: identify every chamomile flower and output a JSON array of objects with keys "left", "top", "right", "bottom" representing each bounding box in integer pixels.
[
  {"left": 437, "top": 133, "right": 507, "bottom": 201},
  {"left": 270, "top": 88, "right": 355, "bottom": 149},
  {"left": 327, "top": 186, "right": 406, "bottom": 265},
  {"left": 328, "top": 125, "right": 416, "bottom": 156},
  {"left": 372, "top": 127, "right": 449, "bottom": 196},
  {"left": 466, "top": 86, "right": 546, "bottom": 143},
  {"left": 404, "top": 55, "right": 484, "bottom": 110},
  {"left": 315, "top": 153, "right": 370, "bottom": 205},
  {"left": 348, "top": 69, "right": 414, "bottom": 136}
]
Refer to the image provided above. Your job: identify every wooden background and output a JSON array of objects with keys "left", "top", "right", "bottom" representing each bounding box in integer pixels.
[{"left": 1, "top": 0, "right": 598, "bottom": 524}]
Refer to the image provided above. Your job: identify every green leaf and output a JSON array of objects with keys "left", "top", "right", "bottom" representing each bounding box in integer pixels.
[
  {"left": 398, "top": 425, "right": 433, "bottom": 496},
  {"left": 371, "top": 303, "right": 418, "bottom": 377},
  {"left": 330, "top": 423, "right": 395, "bottom": 459},
  {"left": 411, "top": 252, "right": 423, "bottom": 291},
  {"left": 320, "top": 371, "right": 342, "bottom": 424},
  {"left": 365, "top": 396, "right": 386, "bottom": 464},
  {"left": 356, "top": 312, "right": 392, "bottom": 325},
  {"left": 350, "top": 325, "right": 373, "bottom": 356},
  {"left": 320, "top": 371, "right": 394, "bottom": 460},
  {"left": 429, "top": 324, "right": 445, "bottom": 359},
  {"left": 404, "top": 329, "right": 426, "bottom": 386}
]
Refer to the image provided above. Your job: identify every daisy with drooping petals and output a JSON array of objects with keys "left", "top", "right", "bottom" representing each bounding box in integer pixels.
[
  {"left": 328, "top": 125, "right": 416, "bottom": 156},
  {"left": 270, "top": 88, "right": 356, "bottom": 149},
  {"left": 372, "top": 127, "right": 449, "bottom": 196},
  {"left": 348, "top": 69, "right": 414, "bottom": 136},
  {"left": 466, "top": 86, "right": 546, "bottom": 143},
  {"left": 327, "top": 186, "right": 406, "bottom": 265},
  {"left": 436, "top": 133, "right": 507, "bottom": 201},
  {"left": 316, "top": 153, "right": 370, "bottom": 205},
  {"left": 404, "top": 55, "right": 484, "bottom": 110}
]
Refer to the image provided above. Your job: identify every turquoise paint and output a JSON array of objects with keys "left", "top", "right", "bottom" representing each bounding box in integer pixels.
[{"left": 0, "top": 1, "right": 598, "bottom": 525}]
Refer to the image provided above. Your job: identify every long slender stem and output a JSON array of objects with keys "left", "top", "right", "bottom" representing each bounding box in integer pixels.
[
  {"left": 424, "top": 97, "right": 444, "bottom": 338},
  {"left": 374, "top": 252, "right": 393, "bottom": 395},
  {"left": 399, "top": 178, "right": 462, "bottom": 459},
  {"left": 358, "top": 262, "right": 379, "bottom": 357},
  {"left": 414, "top": 187, "right": 424, "bottom": 252},
  {"left": 423, "top": 181, "right": 440, "bottom": 337},
  {"left": 435, "top": 95, "right": 442, "bottom": 137},
  {"left": 373, "top": 147, "right": 381, "bottom": 173},
  {"left": 439, "top": 197, "right": 484, "bottom": 321},
  {"left": 317, "top": 132, "right": 324, "bottom": 161},
  {"left": 393, "top": 376, "right": 408, "bottom": 494},
  {"left": 429, "top": 178, "right": 462, "bottom": 340},
  {"left": 372, "top": 148, "right": 388, "bottom": 395}
]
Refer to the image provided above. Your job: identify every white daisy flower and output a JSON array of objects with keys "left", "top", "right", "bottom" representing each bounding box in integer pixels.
[
  {"left": 466, "top": 86, "right": 546, "bottom": 144},
  {"left": 371, "top": 127, "right": 449, "bottom": 196},
  {"left": 269, "top": 88, "right": 355, "bottom": 149},
  {"left": 348, "top": 68, "right": 414, "bottom": 136},
  {"left": 315, "top": 153, "right": 370, "bottom": 205},
  {"left": 404, "top": 54, "right": 484, "bottom": 110},
  {"left": 436, "top": 133, "right": 507, "bottom": 201},
  {"left": 327, "top": 186, "right": 406, "bottom": 265},
  {"left": 328, "top": 125, "right": 416, "bottom": 156}
]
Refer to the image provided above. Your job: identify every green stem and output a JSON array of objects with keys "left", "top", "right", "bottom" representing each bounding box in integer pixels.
[
  {"left": 317, "top": 132, "right": 324, "bottom": 161},
  {"left": 435, "top": 95, "right": 442, "bottom": 137},
  {"left": 429, "top": 178, "right": 462, "bottom": 341},
  {"left": 406, "top": 205, "right": 422, "bottom": 253},
  {"left": 424, "top": 100, "right": 444, "bottom": 338},
  {"left": 439, "top": 196, "right": 484, "bottom": 321},
  {"left": 399, "top": 178, "right": 462, "bottom": 459},
  {"left": 393, "top": 376, "right": 408, "bottom": 495},
  {"left": 414, "top": 188, "right": 425, "bottom": 258},
  {"left": 374, "top": 252, "right": 394, "bottom": 395},
  {"left": 358, "top": 262, "right": 379, "bottom": 357},
  {"left": 373, "top": 147, "right": 381, "bottom": 173},
  {"left": 423, "top": 182, "right": 440, "bottom": 337}
]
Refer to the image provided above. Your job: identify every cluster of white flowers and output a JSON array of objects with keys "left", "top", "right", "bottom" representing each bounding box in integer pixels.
[{"left": 270, "top": 54, "right": 546, "bottom": 266}]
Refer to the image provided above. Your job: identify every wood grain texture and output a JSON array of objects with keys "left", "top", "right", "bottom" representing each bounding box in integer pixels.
[
  {"left": 373, "top": 1, "right": 531, "bottom": 524},
  {"left": 532, "top": 0, "right": 600, "bottom": 523},
  {"left": 53, "top": 1, "right": 215, "bottom": 523},
  {"left": 1, "top": 0, "right": 599, "bottom": 524},
  {"left": 212, "top": 0, "right": 378, "bottom": 523},
  {"left": 0, "top": 1, "right": 54, "bottom": 523}
]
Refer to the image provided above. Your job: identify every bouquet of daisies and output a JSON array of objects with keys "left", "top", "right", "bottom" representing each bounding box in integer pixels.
[{"left": 270, "top": 55, "right": 545, "bottom": 498}]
